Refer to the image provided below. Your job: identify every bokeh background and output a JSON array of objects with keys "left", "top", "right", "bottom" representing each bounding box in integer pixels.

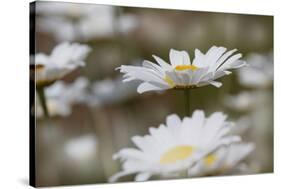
[{"left": 32, "top": 1, "right": 273, "bottom": 187}]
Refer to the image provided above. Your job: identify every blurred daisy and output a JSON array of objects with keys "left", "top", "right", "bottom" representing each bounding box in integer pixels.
[
  {"left": 238, "top": 52, "right": 273, "bottom": 88},
  {"left": 36, "top": 2, "right": 138, "bottom": 41},
  {"left": 64, "top": 135, "right": 98, "bottom": 162},
  {"left": 188, "top": 143, "right": 255, "bottom": 177},
  {"left": 36, "top": 77, "right": 90, "bottom": 118},
  {"left": 88, "top": 77, "right": 138, "bottom": 107},
  {"left": 118, "top": 46, "right": 246, "bottom": 93},
  {"left": 109, "top": 110, "right": 241, "bottom": 182},
  {"left": 34, "top": 42, "right": 91, "bottom": 87},
  {"left": 224, "top": 92, "right": 255, "bottom": 112}
]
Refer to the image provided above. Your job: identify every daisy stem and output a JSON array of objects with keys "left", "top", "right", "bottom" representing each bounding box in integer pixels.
[
  {"left": 184, "top": 89, "right": 191, "bottom": 116},
  {"left": 37, "top": 86, "right": 49, "bottom": 118}
]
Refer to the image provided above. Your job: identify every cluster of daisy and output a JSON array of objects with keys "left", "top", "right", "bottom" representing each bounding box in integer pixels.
[
  {"left": 33, "top": 42, "right": 256, "bottom": 181},
  {"left": 109, "top": 46, "right": 255, "bottom": 182},
  {"left": 36, "top": 2, "right": 138, "bottom": 42}
]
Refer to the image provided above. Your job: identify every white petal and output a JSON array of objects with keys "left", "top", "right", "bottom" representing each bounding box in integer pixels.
[
  {"left": 137, "top": 82, "right": 167, "bottom": 94},
  {"left": 192, "top": 49, "right": 205, "bottom": 67},
  {"left": 169, "top": 49, "right": 191, "bottom": 67},
  {"left": 208, "top": 81, "right": 222, "bottom": 88},
  {"left": 152, "top": 55, "right": 172, "bottom": 70},
  {"left": 218, "top": 53, "right": 242, "bottom": 71},
  {"left": 166, "top": 114, "right": 181, "bottom": 129},
  {"left": 143, "top": 60, "right": 165, "bottom": 77},
  {"left": 135, "top": 172, "right": 151, "bottom": 181}
]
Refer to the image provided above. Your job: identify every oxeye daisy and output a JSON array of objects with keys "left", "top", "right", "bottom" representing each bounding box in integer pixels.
[
  {"left": 188, "top": 143, "right": 255, "bottom": 177},
  {"left": 109, "top": 110, "right": 241, "bottom": 182},
  {"left": 33, "top": 42, "right": 91, "bottom": 87},
  {"left": 117, "top": 46, "right": 246, "bottom": 93},
  {"left": 36, "top": 77, "right": 90, "bottom": 118}
]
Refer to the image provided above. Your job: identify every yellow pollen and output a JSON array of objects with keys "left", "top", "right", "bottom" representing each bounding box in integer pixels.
[
  {"left": 174, "top": 65, "right": 198, "bottom": 71},
  {"left": 203, "top": 154, "right": 217, "bottom": 166},
  {"left": 164, "top": 76, "right": 175, "bottom": 87},
  {"left": 160, "top": 146, "right": 194, "bottom": 164}
]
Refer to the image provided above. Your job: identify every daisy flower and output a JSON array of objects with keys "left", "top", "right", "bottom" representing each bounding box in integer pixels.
[
  {"left": 118, "top": 46, "right": 246, "bottom": 93},
  {"left": 109, "top": 110, "right": 241, "bottom": 182},
  {"left": 33, "top": 42, "right": 91, "bottom": 87},
  {"left": 36, "top": 77, "right": 90, "bottom": 118},
  {"left": 188, "top": 143, "right": 255, "bottom": 177},
  {"left": 238, "top": 52, "right": 273, "bottom": 88}
]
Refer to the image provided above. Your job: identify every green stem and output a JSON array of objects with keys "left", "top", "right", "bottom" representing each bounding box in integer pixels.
[
  {"left": 184, "top": 89, "right": 191, "bottom": 116},
  {"left": 37, "top": 87, "right": 49, "bottom": 118}
]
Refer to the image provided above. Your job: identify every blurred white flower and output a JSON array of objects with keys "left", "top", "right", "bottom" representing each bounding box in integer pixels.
[
  {"left": 64, "top": 135, "right": 98, "bottom": 162},
  {"left": 224, "top": 92, "right": 255, "bottom": 112},
  {"left": 230, "top": 116, "right": 252, "bottom": 135},
  {"left": 34, "top": 42, "right": 91, "bottom": 86},
  {"left": 36, "top": 2, "right": 138, "bottom": 41},
  {"left": 188, "top": 143, "right": 255, "bottom": 177},
  {"left": 238, "top": 52, "right": 273, "bottom": 88},
  {"left": 89, "top": 77, "right": 138, "bottom": 107},
  {"left": 36, "top": 77, "right": 90, "bottom": 118},
  {"left": 109, "top": 111, "right": 241, "bottom": 182},
  {"left": 36, "top": 1, "right": 94, "bottom": 18},
  {"left": 118, "top": 46, "right": 246, "bottom": 94}
]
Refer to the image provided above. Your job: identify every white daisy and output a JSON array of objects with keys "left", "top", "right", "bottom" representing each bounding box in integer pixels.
[
  {"left": 118, "top": 46, "right": 246, "bottom": 93},
  {"left": 34, "top": 42, "right": 91, "bottom": 86},
  {"left": 224, "top": 92, "right": 255, "bottom": 112},
  {"left": 109, "top": 110, "right": 241, "bottom": 182},
  {"left": 36, "top": 77, "right": 90, "bottom": 118},
  {"left": 238, "top": 52, "right": 273, "bottom": 88},
  {"left": 188, "top": 143, "right": 255, "bottom": 177},
  {"left": 88, "top": 77, "right": 138, "bottom": 107},
  {"left": 64, "top": 135, "right": 98, "bottom": 162}
]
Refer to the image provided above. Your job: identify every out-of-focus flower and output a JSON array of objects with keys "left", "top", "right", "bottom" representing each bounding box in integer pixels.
[
  {"left": 118, "top": 46, "right": 246, "bottom": 94},
  {"left": 36, "top": 77, "right": 90, "bottom": 118},
  {"left": 188, "top": 143, "right": 255, "bottom": 177},
  {"left": 238, "top": 52, "right": 273, "bottom": 88},
  {"left": 34, "top": 42, "right": 91, "bottom": 87},
  {"left": 224, "top": 92, "right": 255, "bottom": 112},
  {"left": 36, "top": 1, "right": 95, "bottom": 18},
  {"left": 109, "top": 111, "right": 241, "bottom": 182},
  {"left": 88, "top": 77, "right": 138, "bottom": 107},
  {"left": 64, "top": 135, "right": 98, "bottom": 162},
  {"left": 230, "top": 116, "right": 252, "bottom": 136},
  {"left": 36, "top": 2, "right": 138, "bottom": 41}
]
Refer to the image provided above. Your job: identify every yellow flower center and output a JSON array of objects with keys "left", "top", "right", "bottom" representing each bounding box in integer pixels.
[
  {"left": 203, "top": 154, "right": 217, "bottom": 166},
  {"left": 174, "top": 65, "right": 198, "bottom": 71},
  {"left": 160, "top": 146, "right": 194, "bottom": 164}
]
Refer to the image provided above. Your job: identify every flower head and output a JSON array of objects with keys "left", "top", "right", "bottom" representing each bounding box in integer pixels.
[
  {"left": 188, "top": 143, "right": 255, "bottom": 177},
  {"left": 36, "top": 77, "right": 90, "bottom": 118},
  {"left": 34, "top": 42, "right": 91, "bottom": 86},
  {"left": 118, "top": 46, "right": 246, "bottom": 93},
  {"left": 109, "top": 110, "right": 241, "bottom": 182},
  {"left": 238, "top": 52, "right": 273, "bottom": 88}
]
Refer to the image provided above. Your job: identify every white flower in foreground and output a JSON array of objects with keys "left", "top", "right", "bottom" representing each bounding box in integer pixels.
[
  {"left": 188, "top": 143, "right": 255, "bottom": 177},
  {"left": 36, "top": 77, "right": 90, "bottom": 118},
  {"left": 238, "top": 52, "right": 273, "bottom": 88},
  {"left": 118, "top": 46, "right": 246, "bottom": 93},
  {"left": 109, "top": 111, "right": 241, "bottom": 182},
  {"left": 34, "top": 42, "right": 91, "bottom": 86}
]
